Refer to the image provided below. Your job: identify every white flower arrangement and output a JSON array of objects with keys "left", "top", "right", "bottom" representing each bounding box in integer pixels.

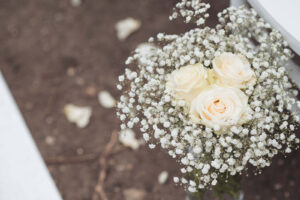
[{"left": 116, "top": 0, "right": 300, "bottom": 195}]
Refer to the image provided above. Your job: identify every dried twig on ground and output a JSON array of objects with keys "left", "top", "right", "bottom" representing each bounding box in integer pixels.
[
  {"left": 45, "top": 130, "right": 126, "bottom": 200},
  {"left": 92, "top": 130, "right": 119, "bottom": 200},
  {"left": 45, "top": 154, "right": 98, "bottom": 165},
  {"left": 45, "top": 144, "right": 126, "bottom": 165}
]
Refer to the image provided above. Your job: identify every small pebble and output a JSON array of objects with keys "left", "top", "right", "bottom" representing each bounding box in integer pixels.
[
  {"left": 85, "top": 86, "right": 97, "bottom": 96},
  {"left": 274, "top": 183, "right": 282, "bottom": 190},
  {"left": 116, "top": 164, "right": 133, "bottom": 172},
  {"left": 289, "top": 180, "right": 295, "bottom": 186},
  {"left": 46, "top": 116, "right": 54, "bottom": 125},
  {"left": 25, "top": 102, "right": 33, "bottom": 110},
  {"left": 123, "top": 188, "right": 146, "bottom": 200},
  {"left": 45, "top": 136, "right": 55, "bottom": 146},
  {"left": 76, "top": 148, "right": 84, "bottom": 155},
  {"left": 284, "top": 192, "right": 290, "bottom": 198},
  {"left": 76, "top": 77, "right": 85, "bottom": 86},
  {"left": 67, "top": 67, "right": 76, "bottom": 76}
]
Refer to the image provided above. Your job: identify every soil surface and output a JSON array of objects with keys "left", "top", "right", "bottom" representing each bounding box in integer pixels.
[{"left": 0, "top": 0, "right": 299, "bottom": 200}]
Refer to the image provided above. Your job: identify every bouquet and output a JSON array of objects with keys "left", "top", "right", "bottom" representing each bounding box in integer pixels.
[{"left": 117, "top": 0, "right": 299, "bottom": 199}]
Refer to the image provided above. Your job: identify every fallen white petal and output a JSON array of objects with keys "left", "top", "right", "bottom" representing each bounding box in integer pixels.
[
  {"left": 158, "top": 170, "right": 169, "bottom": 184},
  {"left": 98, "top": 90, "right": 116, "bottom": 108},
  {"left": 115, "top": 17, "right": 141, "bottom": 41},
  {"left": 64, "top": 104, "right": 92, "bottom": 128},
  {"left": 119, "top": 129, "right": 141, "bottom": 150},
  {"left": 70, "top": 0, "right": 81, "bottom": 7}
]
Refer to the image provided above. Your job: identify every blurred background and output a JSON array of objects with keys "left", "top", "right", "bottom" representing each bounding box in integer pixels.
[{"left": 0, "top": 0, "right": 299, "bottom": 200}]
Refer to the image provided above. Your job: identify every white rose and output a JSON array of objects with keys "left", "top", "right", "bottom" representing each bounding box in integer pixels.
[
  {"left": 190, "top": 85, "right": 252, "bottom": 131},
  {"left": 166, "top": 63, "right": 209, "bottom": 103},
  {"left": 213, "top": 52, "right": 256, "bottom": 88}
]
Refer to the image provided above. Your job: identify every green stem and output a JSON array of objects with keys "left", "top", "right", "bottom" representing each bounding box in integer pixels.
[{"left": 187, "top": 173, "right": 242, "bottom": 200}]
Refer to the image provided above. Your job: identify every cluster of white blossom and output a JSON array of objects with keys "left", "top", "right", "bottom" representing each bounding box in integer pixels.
[{"left": 116, "top": 0, "right": 300, "bottom": 192}]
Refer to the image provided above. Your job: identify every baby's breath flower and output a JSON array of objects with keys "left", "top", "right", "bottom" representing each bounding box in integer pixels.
[{"left": 117, "top": 0, "right": 299, "bottom": 191}]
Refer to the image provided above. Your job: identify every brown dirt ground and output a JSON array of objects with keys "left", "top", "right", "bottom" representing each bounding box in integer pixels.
[{"left": 0, "top": 0, "right": 299, "bottom": 200}]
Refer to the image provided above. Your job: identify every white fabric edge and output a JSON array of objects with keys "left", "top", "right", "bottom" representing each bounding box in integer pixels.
[
  {"left": 248, "top": 0, "right": 300, "bottom": 55},
  {"left": 0, "top": 72, "right": 63, "bottom": 200}
]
